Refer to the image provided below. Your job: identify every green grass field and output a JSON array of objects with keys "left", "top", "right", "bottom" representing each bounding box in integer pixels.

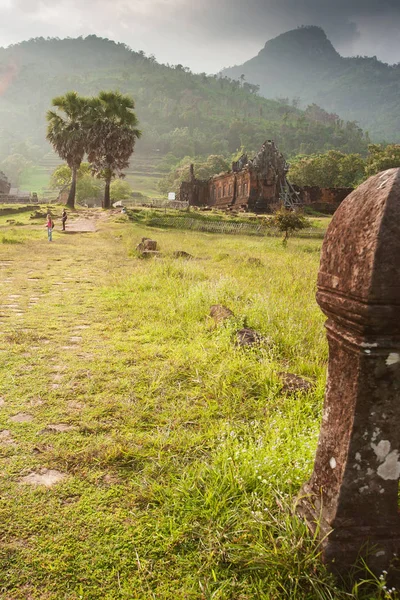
[
  {"left": 19, "top": 167, "right": 51, "bottom": 195},
  {"left": 0, "top": 209, "right": 394, "bottom": 599},
  {"left": 17, "top": 157, "right": 164, "bottom": 200}
]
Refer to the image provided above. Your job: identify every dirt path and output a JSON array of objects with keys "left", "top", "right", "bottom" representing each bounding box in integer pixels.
[{"left": 60, "top": 209, "right": 108, "bottom": 233}]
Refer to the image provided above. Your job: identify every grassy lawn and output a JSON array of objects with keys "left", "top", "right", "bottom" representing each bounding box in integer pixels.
[
  {"left": 19, "top": 167, "right": 51, "bottom": 195},
  {"left": 0, "top": 210, "right": 388, "bottom": 599},
  {"left": 124, "top": 174, "right": 163, "bottom": 199},
  {"left": 18, "top": 167, "right": 162, "bottom": 200}
]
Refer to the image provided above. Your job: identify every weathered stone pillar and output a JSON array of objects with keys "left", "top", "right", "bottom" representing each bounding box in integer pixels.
[{"left": 297, "top": 169, "right": 400, "bottom": 578}]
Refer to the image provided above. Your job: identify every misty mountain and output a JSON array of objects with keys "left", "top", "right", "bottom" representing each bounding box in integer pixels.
[
  {"left": 0, "top": 34, "right": 367, "bottom": 169},
  {"left": 222, "top": 26, "right": 400, "bottom": 142}
]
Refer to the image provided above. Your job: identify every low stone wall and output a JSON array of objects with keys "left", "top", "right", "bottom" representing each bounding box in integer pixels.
[
  {"left": 296, "top": 186, "right": 353, "bottom": 214},
  {"left": 0, "top": 195, "right": 38, "bottom": 204},
  {"left": 0, "top": 205, "right": 36, "bottom": 216}
]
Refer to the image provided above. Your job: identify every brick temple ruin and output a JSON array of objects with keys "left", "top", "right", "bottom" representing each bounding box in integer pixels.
[{"left": 178, "top": 141, "right": 352, "bottom": 214}]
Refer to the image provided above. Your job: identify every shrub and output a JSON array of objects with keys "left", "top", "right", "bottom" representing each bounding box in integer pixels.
[{"left": 268, "top": 208, "right": 310, "bottom": 245}]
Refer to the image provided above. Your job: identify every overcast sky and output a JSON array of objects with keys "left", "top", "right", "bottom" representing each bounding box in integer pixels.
[{"left": 0, "top": 0, "right": 399, "bottom": 72}]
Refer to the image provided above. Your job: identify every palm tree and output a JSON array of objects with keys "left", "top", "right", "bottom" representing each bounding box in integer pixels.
[
  {"left": 87, "top": 91, "right": 141, "bottom": 209},
  {"left": 46, "top": 92, "right": 90, "bottom": 209}
]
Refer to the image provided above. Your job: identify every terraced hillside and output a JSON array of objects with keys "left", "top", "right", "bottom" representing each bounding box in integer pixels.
[
  {"left": 19, "top": 151, "right": 165, "bottom": 199},
  {"left": 0, "top": 35, "right": 368, "bottom": 177}
]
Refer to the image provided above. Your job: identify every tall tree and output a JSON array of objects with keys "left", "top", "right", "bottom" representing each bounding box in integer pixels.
[
  {"left": 87, "top": 91, "right": 141, "bottom": 209},
  {"left": 46, "top": 91, "right": 90, "bottom": 209}
]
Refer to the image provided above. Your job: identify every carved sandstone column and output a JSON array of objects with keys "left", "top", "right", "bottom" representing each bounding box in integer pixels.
[{"left": 297, "top": 169, "right": 400, "bottom": 577}]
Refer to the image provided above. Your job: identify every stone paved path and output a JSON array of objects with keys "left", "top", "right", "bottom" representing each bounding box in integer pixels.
[
  {"left": 0, "top": 209, "right": 125, "bottom": 488},
  {"left": 60, "top": 209, "right": 105, "bottom": 233}
]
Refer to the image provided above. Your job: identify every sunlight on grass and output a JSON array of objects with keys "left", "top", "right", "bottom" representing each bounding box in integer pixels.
[{"left": 0, "top": 213, "right": 393, "bottom": 599}]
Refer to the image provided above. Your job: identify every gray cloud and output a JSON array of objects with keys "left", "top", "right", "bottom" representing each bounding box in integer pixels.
[{"left": 0, "top": 0, "right": 399, "bottom": 70}]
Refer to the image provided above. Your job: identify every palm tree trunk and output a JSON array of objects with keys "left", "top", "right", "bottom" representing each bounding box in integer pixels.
[
  {"left": 67, "top": 166, "right": 77, "bottom": 209},
  {"left": 103, "top": 177, "right": 111, "bottom": 209}
]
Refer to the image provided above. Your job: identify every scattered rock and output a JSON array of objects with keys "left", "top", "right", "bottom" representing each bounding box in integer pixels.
[
  {"left": 29, "top": 397, "right": 44, "bottom": 407},
  {"left": 172, "top": 251, "right": 194, "bottom": 260},
  {"left": 103, "top": 473, "right": 122, "bottom": 486},
  {"left": 10, "top": 413, "right": 33, "bottom": 423},
  {"left": 30, "top": 210, "right": 47, "bottom": 220},
  {"left": 0, "top": 430, "right": 16, "bottom": 445},
  {"left": 52, "top": 365, "right": 66, "bottom": 372},
  {"left": 136, "top": 237, "right": 158, "bottom": 253},
  {"left": 210, "top": 305, "right": 234, "bottom": 323},
  {"left": 32, "top": 443, "right": 53, "bottom": 454},
  {"left": 0, "top": 397, "right": 5, "bottom": 407},
  {"left": 61, "top": 496, "right": 80, "bottom": 505},
  {"left": 20, "top": 469, "right": 66, "bottom": 487},
  {"left": 38, "top": 423, "right": 76, "bottom": 434},
  {"left": 68, "top": 401, "right": 84, "bottom": 410},
  {"left": 136, "top": 238, "right": 160, "bottom": 258},
  {"left": 236, "top": 328, "right": 269, "bottom": 347},
  {"left": 69, "top": 336, "right": 82, "bottom": 344},
  {"left": 279, "top": 372, "right": 313, "bottom": 394},
  {"left": 247, "top": 257, "right": 263, "bottom": 267}
]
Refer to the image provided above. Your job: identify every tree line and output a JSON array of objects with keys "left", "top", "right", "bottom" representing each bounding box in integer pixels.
[
  {"left": 159, "top": 144, "right": 400, "bottom": 196},
  {"left": 46, "top": 90, "right": 141, "bottom": 209},
  {"left": 288, "top": 145, "right": 400, "bottom": 188}
]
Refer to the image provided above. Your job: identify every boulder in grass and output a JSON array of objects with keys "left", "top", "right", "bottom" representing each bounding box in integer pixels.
[
  {"left": 247, "top": 257, "right": 263, "bottom": 267},
  {"left": 136, "top": 237, "right": 160, "bottom": 257},
  {"left": 172, "top": 251, "right": 194, "bottom": 260},
  {"left": 136, "top": 237, "right": 158, "bottom": 252},
  {"left": 210, "top": 304, "right": 234, "bottom": 324},
  {"left": 279, "top": 372, "right": 313, "bottom": 394},
  {"left": 236, "top": 327, "right": 268, "bottom": 347}
]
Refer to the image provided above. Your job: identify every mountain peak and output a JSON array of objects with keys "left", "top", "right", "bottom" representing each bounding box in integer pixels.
[{"left": 260, "top": 26, "right": 340, "bottom": 63}]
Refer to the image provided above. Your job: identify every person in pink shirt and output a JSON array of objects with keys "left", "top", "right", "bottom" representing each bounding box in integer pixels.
[{"left": 46, "top": 214, "right": 54, "bottom": 242}]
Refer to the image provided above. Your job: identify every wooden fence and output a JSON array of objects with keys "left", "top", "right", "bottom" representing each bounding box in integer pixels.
[{"left": 142, "top": 215, "right": 326, "bottom": 238}]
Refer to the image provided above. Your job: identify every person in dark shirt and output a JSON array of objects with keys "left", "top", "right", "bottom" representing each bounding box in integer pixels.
[{"left": 61, "top": 209, "right": 67, "bottom": 231}]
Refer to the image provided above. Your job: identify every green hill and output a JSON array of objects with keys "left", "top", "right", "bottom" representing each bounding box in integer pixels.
[
  {"left": 0, "top": 35, "right": 368, "bottom": 194},
  {"left": 222, "top": 26, "right": 400, "bottom": 142}
]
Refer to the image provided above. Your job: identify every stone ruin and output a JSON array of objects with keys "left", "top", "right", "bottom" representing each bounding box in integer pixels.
[
  {"left": 178, "top": 141, "right": 352, "bottom": 214},
  {"left": 0, "top": 169, "right": 38, "bottom": 204},
  {"left": 297, "top": 168, "right": 400, "bottom": 583},
  {"left": 179, "top": 140, "right": 289, "bottom": 213},
  {"left": 0, "top": 170, "right": 11, "bottom": 196}
]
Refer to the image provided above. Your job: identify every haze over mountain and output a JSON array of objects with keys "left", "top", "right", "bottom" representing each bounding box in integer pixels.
[
  {"left": 0, "top": 35, "right": 367, "bottom": 170},
  {"left": 1, "top": 0, "right": 400, "bottom": 73},
  {"left": 222, "top": 26, "right": 400, "bottom": 142}
]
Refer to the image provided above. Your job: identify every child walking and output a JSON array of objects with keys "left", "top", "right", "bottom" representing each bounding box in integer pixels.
[{"left": 46, "top": 214, "right": 54, "bottom": 242}]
